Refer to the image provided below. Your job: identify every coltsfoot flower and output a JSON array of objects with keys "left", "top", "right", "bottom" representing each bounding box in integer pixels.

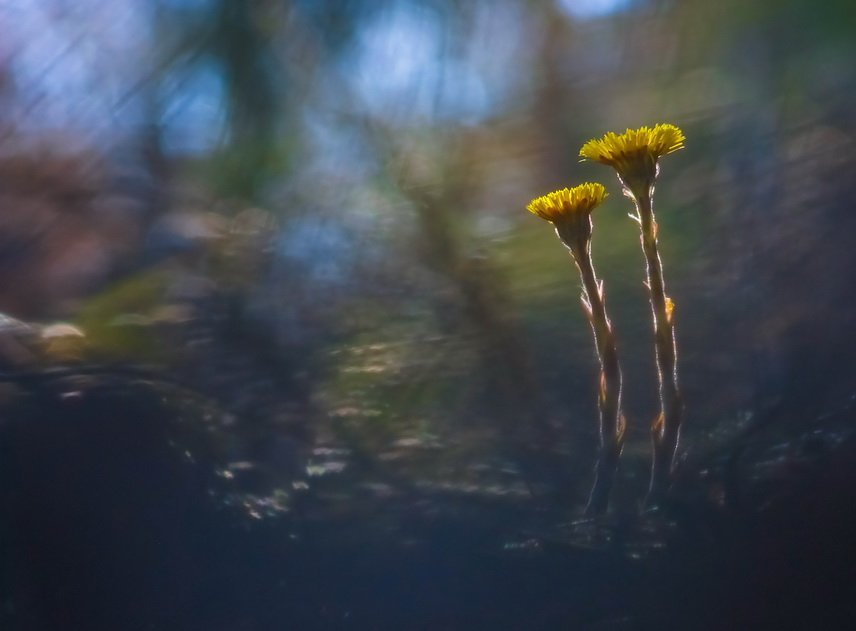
[
  {"left": 581, "top": 123, "right": 687, "bottom": 507},
  {"left": 526, "top": 182, "right": 608, "bottom": 222},
  {"left": 525, "top": 181, "right": 623, "bottom": 515},
  {"left": 526, "top": 183, "right": 608, "bottom": 248},
  {"left": 579, "top": 124, "right": 685, "bottom": 197}
]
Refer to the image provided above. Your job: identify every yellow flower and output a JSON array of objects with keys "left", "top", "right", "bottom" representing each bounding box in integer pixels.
[
  {"left": 526, "top": 182, "right": 608, "bottom": 224},
  {"left": 580, "top": 124, "right": 685, "bottom": 166},
  {"left": 527, "top": 183, "right": 608, "bottom": 250},
  {"left": 579, "top": 124, "right": 685, "bottom": 195}
]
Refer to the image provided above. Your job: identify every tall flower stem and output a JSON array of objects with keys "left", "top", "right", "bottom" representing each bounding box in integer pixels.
[
  {"left": 568, "top": 236, "right": 624, "bottom": 516},
  {"left": 632, "top": 192, "right": 683, "bottom": 506}
]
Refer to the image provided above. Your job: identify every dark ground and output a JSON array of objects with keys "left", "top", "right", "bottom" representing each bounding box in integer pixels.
[{"left": 2, "top": 374, "right": 856, "bottom": 631}]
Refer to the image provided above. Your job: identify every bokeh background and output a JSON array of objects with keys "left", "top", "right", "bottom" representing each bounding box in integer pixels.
[
  {"left": 2, "top": 0, "right": 856, "bottom": 548},
  {"left": 4, "top": 1, "right": 856, "bottom": 628}
]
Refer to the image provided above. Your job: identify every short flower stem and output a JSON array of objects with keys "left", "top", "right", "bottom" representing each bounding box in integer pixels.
[
  {"left": 633, "top": 193, "right": 683, "bottom": 506},
  {"left": 569, "top": 241, "right": 624, "bottom": 516}
]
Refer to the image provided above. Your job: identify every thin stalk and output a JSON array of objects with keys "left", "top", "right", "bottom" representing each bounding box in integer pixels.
[
  {"left": 633, "top": 193, "right": 683, "bottom": 506},
  {"left": 569, "top": 240, "right": 624, "bottom": 515}
]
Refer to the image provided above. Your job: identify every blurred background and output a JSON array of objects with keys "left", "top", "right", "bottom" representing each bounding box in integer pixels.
[
  {"left": 0, "top": 0, "right": 856, "bottom": 629},
  {"left": 2, "top": 0, "right": 856, "bottom": 505},
  {"left": 2, "top": 0, "right": 856, "bottom": 626},
  {"left": 3, "top": 0, "right": 856, "bottom": 505}
]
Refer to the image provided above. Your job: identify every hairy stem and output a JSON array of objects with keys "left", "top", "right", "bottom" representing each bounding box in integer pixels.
[
  {"left": 570, "top": 242, "right": 624, "bottom": 515},
  {"left": 634, "top": 193, "right": 683, "bottom": 506}
]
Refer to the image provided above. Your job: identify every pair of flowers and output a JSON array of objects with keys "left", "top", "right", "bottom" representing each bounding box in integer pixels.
[{"left": 527, "top": 124, "right": 685, "bottom": 514}]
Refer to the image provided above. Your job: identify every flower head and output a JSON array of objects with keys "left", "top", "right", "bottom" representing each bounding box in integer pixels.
[
  {"left": 526, "top": 182, "right": 608, "bottom": 223},
  {"left": 580, "top": 124, "right": 685, "bottom": 197},
  {"left": 526, "top": 183, "right": 607, "bottom": 250}
]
